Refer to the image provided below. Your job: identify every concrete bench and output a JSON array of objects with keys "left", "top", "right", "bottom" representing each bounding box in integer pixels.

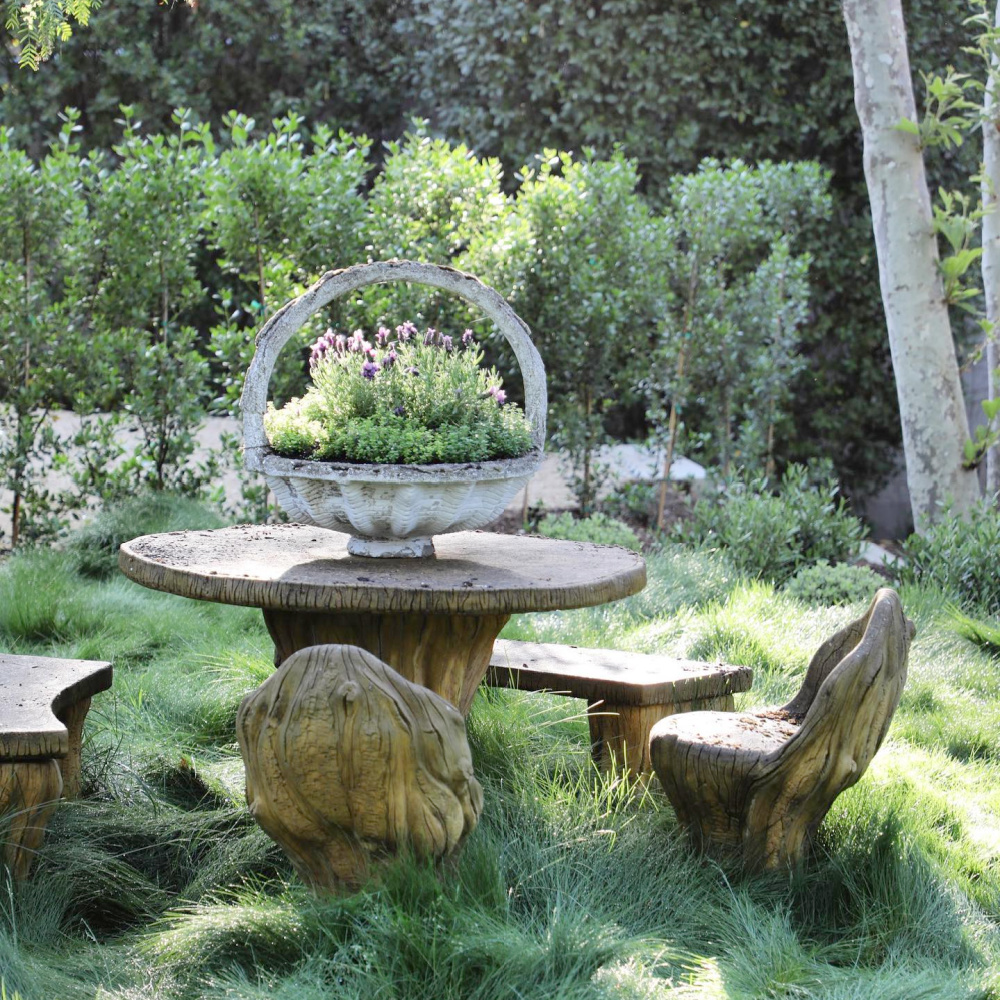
[
  {"left": 1, "top": 653, "right": 112, "bottom": 878},
  {"left": 485, "top": 640, "right": 752, "bottom": 775}
]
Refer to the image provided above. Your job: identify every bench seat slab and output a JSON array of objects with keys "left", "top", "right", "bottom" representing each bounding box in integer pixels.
[
  {"left": 1, "top": 653, "right": 112, "bottom": 879},
  {"left": 487, "top": 640, "right": 752, "bottom": 775},
  {"left": 0, "top": 654, "right": 113, "bottom": 760}
]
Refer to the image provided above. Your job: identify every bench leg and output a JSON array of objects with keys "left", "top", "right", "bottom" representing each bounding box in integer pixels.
[
  {"left": 0, "top": 761, "right": 63, "bottom": 880},
  {"left": 588, "top": 694, "right": 736, "bottom": 776},
  {"left": 55, "top": 696, "right": 92, "bottom": 800}
]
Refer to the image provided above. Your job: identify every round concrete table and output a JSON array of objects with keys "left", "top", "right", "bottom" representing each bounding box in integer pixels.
[
  {"left": 119, "top": 523, "right": 647, "bottom": 714},
  {"left": 119, "top": 524, "right": 646, "bottom": 890}
]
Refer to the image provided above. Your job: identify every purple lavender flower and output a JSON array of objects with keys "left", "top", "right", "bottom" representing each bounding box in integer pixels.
[
  {"left": 309, "top": 329, "right": 339, "bottom": 366},
  {"left": 349, "top": 330, "right": 368, "bottom": 353},
  {"left": 441, "top": 335, "right": 453, "bottom": 351},
  {"left": 382, "top": 349, "right": 398, "bottom": 368},
  {"left": 488, "top": 386, "right": 507, "bottom": 406},
  {"left": 423, "top": 327, "right": 438, "bottom": 346},
  {"left": 334, "top": 334, "right": 347, "bottom": 353},
  {"left": 462, "top": 329, "right": 474, "bottom": 347},
  {"left": 361, "top": 360, "right": 379, "bottom": 380},
  {"left": 376, "top": 326, "right": 391, "bottom": 347},
  {"left": 396, "top": 321, "right": 417, "bottom": 342},
  {"left": 407, "top": 366, "right": 420, "bottom": 376},
  {"left": 393, "top": 405, "right": 406, "bottom": 417}
]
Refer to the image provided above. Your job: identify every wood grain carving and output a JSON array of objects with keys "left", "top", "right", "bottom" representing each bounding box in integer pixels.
[
  {"left": 263, "top": 609, "right": 509, "bottom": 713},
  {"left": 0, "top": 761, "right": 63, "bottom": 880},
  {"left": 236, "top": 643, "right": 483, "bottom": 891},
  {"left": 649, "top": 588, "right": 914, "bottom": 868}
]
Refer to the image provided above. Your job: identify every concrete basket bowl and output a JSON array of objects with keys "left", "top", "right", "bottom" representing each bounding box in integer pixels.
[{"left": 240, "top": 260, "right": 547, "bottom": 558}]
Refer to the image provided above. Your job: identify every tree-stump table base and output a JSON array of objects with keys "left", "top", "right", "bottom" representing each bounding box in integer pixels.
[{"left": 263, "top": 609, "right": 510, "bottom": 716}]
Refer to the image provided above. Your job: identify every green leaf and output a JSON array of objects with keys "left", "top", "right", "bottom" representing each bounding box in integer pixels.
[{"left": 982, "top": 397, "right": 1000, "bottom": 421}]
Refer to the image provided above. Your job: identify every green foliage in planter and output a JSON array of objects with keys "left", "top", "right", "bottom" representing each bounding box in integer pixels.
[
  {"left": 782, "top": 560, "right": 885, "bottom": 607},
  {"left": 535, "top": 512, "right": 641, "bottom": 552},
  {"left": 264, "top": 326, "right": 533, "bottom": 464},
  {"left": 897, "top": 497, "right": 1000, "bottom": 614},
  {"left": 676, "top": 462, "right": 867, "bottom": 585}
]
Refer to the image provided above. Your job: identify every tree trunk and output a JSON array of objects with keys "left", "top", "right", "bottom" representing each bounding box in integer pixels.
[
  {"left": 656, "top": 262, "right": 699, "bottom": 530},
  {"left": 843, "top": 0, "right": 981, "bottom": 526},
  {"left": 983, "top": 0, "right": 1000, "bottom": 497}
]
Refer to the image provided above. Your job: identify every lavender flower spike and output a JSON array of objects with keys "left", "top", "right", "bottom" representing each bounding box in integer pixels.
[
  {"left": 462, "top": 329, "right": 474, "bottom": 346},
  {"left": 376, "top": 326, "right": 391, "bottom": 347},
  {"left": 382, "top": 349, "right": 398, "bottom": 368},
  {"left": 361, "top": 360, "right": 379, "bottom": 380}
]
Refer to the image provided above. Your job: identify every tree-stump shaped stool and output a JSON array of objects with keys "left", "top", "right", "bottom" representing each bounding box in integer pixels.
[
  {"left": 649, "top": 588, "right": 914, "bottom": 868},
  {"left": 1, "top": 653, "right": 113, "bottom": 879},
  {"left": 236, "top": 643, "right": 483, "bottom": 892}
]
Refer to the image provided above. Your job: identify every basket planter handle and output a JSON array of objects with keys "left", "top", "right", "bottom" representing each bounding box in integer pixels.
[{"left": 241, "top": 260, "right": 547, "bottom": 470}]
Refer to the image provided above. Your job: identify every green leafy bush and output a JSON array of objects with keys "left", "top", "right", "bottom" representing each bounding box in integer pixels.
[
  {"left": 782, "top": 560, "right": 884, "bottom": 606},
  {"left": 69, "top": 493, "right": 226, "bottom": 578},
  {"left": 486, "top": 150, "right": 668, "bottom": 511},
  {"left": 897, "top": 498, "right": 1000, "bottom": 614},
  {"left": 535, "top": 512, "right": 641, "bottom": 551},
  {"left": 677, "top": 463, "right": 866, "bottom": 584},
  {"left": 264, "top": 325, "right": 533, "bottom": 464}
]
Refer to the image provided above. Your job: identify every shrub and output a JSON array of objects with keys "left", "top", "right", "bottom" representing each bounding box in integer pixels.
[
  {"left": 69, "top": 493, "right": 226, "bottom": 579},
  {"left": 782, "top": 560, "right": 884, "bottom": 606},
  {"left": 535, "top": 512, "right": 641, "bottom": 551},
  {"left": 676, "top": 463, "right": 866, "bottom": 584},
  {"left": 404, "top": 0, "right": 971, "bottom": 493},
  {"left": 264, "top": 325, "right": 533, "bottom": 464},
  {"left": 487, "top": 150, "right": 669, "bottom": 511},
  {"left": 897, "top": 498, "right": 1000, "bottom": 614}
]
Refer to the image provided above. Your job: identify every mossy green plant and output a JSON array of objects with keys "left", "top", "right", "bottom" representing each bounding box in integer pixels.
[{"left": 264, "top": 324, "right": 534, "bottom": 464}]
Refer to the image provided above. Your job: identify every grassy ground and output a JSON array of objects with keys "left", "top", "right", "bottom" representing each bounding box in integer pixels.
[{"left": 1, "top": 522, "right": 1000, "bottom": 999}]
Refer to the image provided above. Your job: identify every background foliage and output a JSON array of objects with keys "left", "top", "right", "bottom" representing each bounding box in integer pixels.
[{"left": 2, "top": 0, "right": 984, "bottom": 528}]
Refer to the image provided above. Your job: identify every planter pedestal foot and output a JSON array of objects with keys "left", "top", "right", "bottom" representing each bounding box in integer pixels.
[{"left": 347, "top": 535, "right": 435, "bottom": 558}]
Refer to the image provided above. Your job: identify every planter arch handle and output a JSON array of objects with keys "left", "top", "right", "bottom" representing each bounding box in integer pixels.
[{"left": 241, "top": 260, "right": 547, "bottom": 471}]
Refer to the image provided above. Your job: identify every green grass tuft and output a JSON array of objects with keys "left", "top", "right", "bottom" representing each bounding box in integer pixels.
[{"left": 4, "top": 530, "right": 1000, "bottom": 998}]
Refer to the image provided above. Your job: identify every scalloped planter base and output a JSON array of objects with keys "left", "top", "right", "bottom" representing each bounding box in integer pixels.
[
  {"left": 263, "top": 454, "right": 539, "bottom": 559},
  {"left": 347, "top": 535, "right": 435, "bottom": 558}
]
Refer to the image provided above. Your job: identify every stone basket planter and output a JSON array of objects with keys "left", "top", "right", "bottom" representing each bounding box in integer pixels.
[{"left": 240, "top": 260, "right": 547, "bottom": 558}]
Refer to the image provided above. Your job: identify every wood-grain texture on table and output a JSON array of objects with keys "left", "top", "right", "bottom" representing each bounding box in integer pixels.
[{"left": 118, "top": 524, "right": 647, "bottom": 615}]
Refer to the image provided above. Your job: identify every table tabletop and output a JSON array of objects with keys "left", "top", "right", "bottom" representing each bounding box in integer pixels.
[{"left": 119, "top": 523, "right": 647, "bottom": 616}]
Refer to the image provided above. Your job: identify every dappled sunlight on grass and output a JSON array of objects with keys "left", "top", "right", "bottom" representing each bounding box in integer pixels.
[{"left": 2, "top": 540, "right": 1000, "bottom": 997}]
